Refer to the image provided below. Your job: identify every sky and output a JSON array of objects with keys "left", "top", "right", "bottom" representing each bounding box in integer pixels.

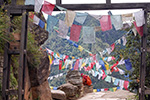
[{"left": 44, "top": 0, "right": 150, "bottom": 16}]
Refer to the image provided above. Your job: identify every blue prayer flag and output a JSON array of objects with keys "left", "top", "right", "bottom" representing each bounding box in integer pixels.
[
  {"left": 99, "top": 60, "right": 106, "bottom": 70},
  {"left": 39, "top": 20, "right": 45, "bottom": 28},
  {"left": 125, "top": 59, "right": 132, "bottom": 70}
]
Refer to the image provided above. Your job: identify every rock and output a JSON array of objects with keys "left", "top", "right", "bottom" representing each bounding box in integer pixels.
[
  {"left": 83, "top": 85, "right": 93, "bottom": 94},
  {"left": 58, "top": 83, "right": 78, "bottom": 100},
  {"left": 66, "top": 70, "right": 84, "bottom": 98},
  {"left": 66, "top": 70, "right": 82, "bottom": 86},
  {"left": 28, "top": 51, "right": 50, "bottom": 87},
  {"left": 31, "top": 81, "right": 52, "bottom": 100},
  {"left": 51, "top": 90, "right": 66, "bottom": 100}
]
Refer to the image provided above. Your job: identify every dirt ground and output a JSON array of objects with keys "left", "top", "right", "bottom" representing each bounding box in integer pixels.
[{"left": 78, "top": 90, "right": 136, "bottom": 100}]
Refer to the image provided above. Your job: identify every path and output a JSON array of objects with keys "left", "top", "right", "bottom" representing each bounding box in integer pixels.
[{"left": 78, "top": 90, "right": 136, "bottom": 100}]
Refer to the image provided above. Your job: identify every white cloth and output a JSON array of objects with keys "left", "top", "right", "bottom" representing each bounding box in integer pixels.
[
  {"left": 134, "top": 10, "right": 145, "bottom": 27},
  {"left": 118, "top": 58, "right": 125, "bottom": 65},
  {"left": 122, "top": 13, "right": 133, "bottom": 22},
  {"left": 122, "top": 36, "right": 127, "bottom": 46},
  {"left": 33, "top": 15, "right": 40, "bottom": 25},
  {"left": 34, "top": 0, "right": 44, "bottom": 13},
  {"left": 119, "top": 80, "right": 124, "bottom": 90},
  {"left": 118, "top": 68, "right": 125, "bottom": 75},
  {"left": 106, "top": 48, "right": 112, "bottom": 55},
  {"left": 107, "top": 57, "right": 112, "bottom": 62}
]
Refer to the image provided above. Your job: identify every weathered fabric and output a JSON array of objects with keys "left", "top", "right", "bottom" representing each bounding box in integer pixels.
[
  {"left": 134, "top": 10, "right": 145, "bottom": 27},
  {"left": 70, "top": 24, "right": 82, "bottom": 42},
  {"left": 105, "top": 76, "right": 111, "bottom": 83},
  {"left": 121, "top": 36, "right": 127, "bottom": 46},
  {"left": 34, "top": 0, "right": 44, "bottom": 13},
  {"left": 133, "top": 21, "right": 143, "bottom": 37},
  {"left": 58, "top": 20, "right": 69, "bottom": 37},
  {"left": 75, "top": 12, "right": 88, "bottom": 24},
  {"left": 90, "top": 14, "right": 102, "bottom": 20},
  {"left": 121, "top": 13, "right": 133, "bottom": 22},
  {"left": 111, "top": 15, "right": 123, "bottom": 30},
  {"left": 56, "top": 5, "right": 67, "bottom": 11},
  {"left": 125, "top": 58, "right": 132, "bottom": 71},
  {"left": 39, "top": 20, "right": 45, "bottom": 28},
  {"left": 65, "top": 10, "right": 76, "bottom": 27},
  {"left": 100, "top": 15, "right": 112, "bottom": 31},
  {"left": 41, "top": 1, "right": 55, "bottom": 15},
  {"left": 82, "top": 26, "right": 95, "bottom": 43},
  {"left": 33, "top": 15, "right": 40, "bottom": 25},
  {"left": 46, "top": 15, "right": 59, "bottom": 34},
  {"left": 25, "top": 0, "right": 35, "bottom": 5}
]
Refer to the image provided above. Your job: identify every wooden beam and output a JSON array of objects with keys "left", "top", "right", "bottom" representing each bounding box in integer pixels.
[
  {"left": 139, "top": 9, "right": 148, "bottom": 100},
  {"left": 18, "top": 10, "right": 28, "bottom": 100},
  {"left": 5, "top": 3, "right": 150, "bottom": 13}
]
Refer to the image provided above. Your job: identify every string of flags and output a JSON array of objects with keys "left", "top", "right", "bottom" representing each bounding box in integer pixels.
[
  {"left": 48, "top": 73, "right": 64, "bottom": 80},
  {"left": 49, "top": 85, "right": 128, "bottom": 92},
  {"left": 46, "top": 48, "right": 132, "bottom": 76}
]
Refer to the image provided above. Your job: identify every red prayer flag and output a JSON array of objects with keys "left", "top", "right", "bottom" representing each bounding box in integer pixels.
[
  {"left": 124, "top": 81, "right": 129, "bottom": 90},
  {"left": 41, "top": 1, "right": 55, "bottom": 15},
  {"left": 74, "top": 59, "right": 79, "bottom": 70},
  {"left": 59, "top": 60, "right": 62, "bottom": 70},
  {"left": 104, "top": 88, "right": 109, "bottom": 91},
  {"left": 111, "top": 61, "right": 119, "bottom": 72},
  {"left": 100, "top": 15, "right": 112, "bottom": 31},
  {"left": 111, "top": 43, "right": 115, "bottom": 52},
  {"left": 70, "top": 24, "right": 82, "bottom": 42},
  {"left": 133, "top": 21, "right": 143, "bottom": 37},
  {"left": 111, "top": 56, "right": 115, "bottom": 60},
  {"left": 29, "top": 12, "right": 34, "bottom": 19},
  {"left": 102, "top": 70, "right": 107, "bottom": 80}
]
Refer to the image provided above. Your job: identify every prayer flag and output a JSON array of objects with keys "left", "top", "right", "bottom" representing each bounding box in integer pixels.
[
  {"left": 109, "top": 88, "right": 113, "bottom": 92},
  {"left": 113, "top": 87, "right": 117, "bottom": 91},
  {"left": 105, "top": 76, "right": 111, "bottom": 83},
  {"left": 90, "top": 14, "right": 102, "bottom": 21},
  {"left": 74, "top": 59, "right": 79, "bottom": 70},
  {"left": 70, "top": 24, "right": 82, "bottom": 42},
  {"left": 78, "top": 45, "right": 84, "bottom": 52},
  {"left": 125, "top": 58, "right": 132, "bottom": 70},
  {"left": 82, "top": 26, "right": 95, "bottom": 43},
  {"left": 114, "top": 79, "right": 119, "bottom": 85},
  {"left": 58, "top": 20, "right": 69, "bottom": 37},
  {"left": 122, "top": 13, "right": 133, "bottom": 22},
  {"left": 111, "top": 43, "right": 115, "bottom": 52},
  {"left": 118, "top": 58, "right": 125, "bottom": 65},
  {"left": 46, "top": 15, "right": 59, "bottom": 33},
  {"left": 25, "top": 0, "right": 35, "bottom": 5},
  {"left": 104, "top": 88, "right": 109, "bottom": 91},
  {"left": 111, "top": 15, "right": 123, "bottom": 30},
  {"left": 119, "top": 80, "right": 124, "bottom": 90},
  {"left": 34, "top": 0, "right": 44, "bottom": 13},
  {"left": 59, "top": 60, "right": 62, "bottom": 70},
  {"left": 97, "top": 89, "right": 101, "bottom": 92},
  {"left": 39, "top": 20, "right": 45, "bottom": 28},
  {"left": 106, "top": 48, "right": 112, "bottom": 54},
  {"left": 41, "top": 1, "right": 55, "bottom": 15},
  {"left": 122, "top": 36, "right": 127, "bottom": 46},
  {"left": 134, "top": 10, "right": 145, "bottom": 27},
  {"left": 29, "top": 12, "right": 34, "bottom": 19},
  {"left": 100, "top": 15, "right": 112, "bottom": 31},
  {"left": 65, "top": 10, "right": 76, "bottom": 27},
  {"left": 133, "top": 21, "right": 143, "bottom": 37},
  {"left": 33, "top": 15, "right": 40, "bottom": 25},
  {"left": 56, "top": 5, "right": 67, "bottom": 11},
  {"left": 99, "top": 60, "right": 106, "bottom": 70},
  {"left": 75, "top": 12, "right": 88, "bottom": 24}
]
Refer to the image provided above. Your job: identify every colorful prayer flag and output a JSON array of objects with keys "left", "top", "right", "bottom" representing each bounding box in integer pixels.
[
  {"left": 133, "top": 21, "right": 143, "bottom": 37},
  {"left": 100, "top": 15, "right": 112, "bottom": 31},
  {"left": 122, "top": 13, "right": 133, "bottom": 22},
  {"left": 34, "top": 0, "right": 44, "bottom": 13},
  {"left": 82, "top": 26, "right": 95, "bottom": 43},
  {"left": 125, "top": 58, "right": 132, "bottom": 70},
  {"left": 58, "top": 20, "right": 69, "bottom": 37},
  {"left": 39, "top": 20, "right": 45, "bottom": 28},
  {"left": 65, "top": 10, "right": 76, "bottom": 27},
  {"left": 111, "top": 15, "right": 123, "bottom": 30},
  {"left": 75, "top": 12, "right": 88, "bottom": 24},
  {"left": 41, "top": 1, "right": 55, "bottom": 15},
  {"left": 33, "top": 15, "right": 40, "bottom": 25},
  {"left": 70, "top": 24, "right": 82, "bottom": 42},
  {"left": 134, "top": 10, "right": 145, "bottom": 27}
]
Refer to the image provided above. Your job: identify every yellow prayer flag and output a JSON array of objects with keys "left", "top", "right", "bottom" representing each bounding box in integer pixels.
[
  {"left": 113, "top": 87, "right": 117, "bottom": 92},
  {"left": 78, "top": 45, "right": 84, "bottom": 52},
  {"left": 81, "top": 63, "right": 86, "bottom": 68},
  {"left": 72, "top": 56, "right": 75, "bottom": 59},
  {"left": 45, "top": 23, "right": 47, "bottom": 30},
  {"left": 104, "top": 61, "right": 110, "bottom": 70},
  {"left": 50, "top": 86, "right": 53, "bottom": 90},
  {"left": 48, "top": 55, "right": 52, "bottom": 65},
  {"left": 93, "top": 89, "right": 97, "bottom": 92}
]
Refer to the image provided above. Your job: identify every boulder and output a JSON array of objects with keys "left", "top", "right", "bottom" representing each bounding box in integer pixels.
[
  {"left": 58, "top": 83, "right": 78, "bottom": 100},
  {"left": 31, "top": 81, "right": 52, "bottom": 100},
  {"left": 83, "top": 85, "right": 93, "bottom": 94},
  {"left": 51, "top": 90, "right": 66, "bottom": 100},
  {"left": 66, "top": 70, "right": 82, "bottom": 86}
]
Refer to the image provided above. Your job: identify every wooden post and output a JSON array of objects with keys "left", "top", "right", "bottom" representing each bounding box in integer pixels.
[
  {"left": 56, "top": 0, "right": 62, "bottom": 5},
  {"left": 106, "top": 0, "right": 111, "bottom": 5},
  {"left": 139, "top": 9, "right": 147, "bottom": 100},
  {"left": 18, "top": 10, "right": 28, "bottom": 100}
]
